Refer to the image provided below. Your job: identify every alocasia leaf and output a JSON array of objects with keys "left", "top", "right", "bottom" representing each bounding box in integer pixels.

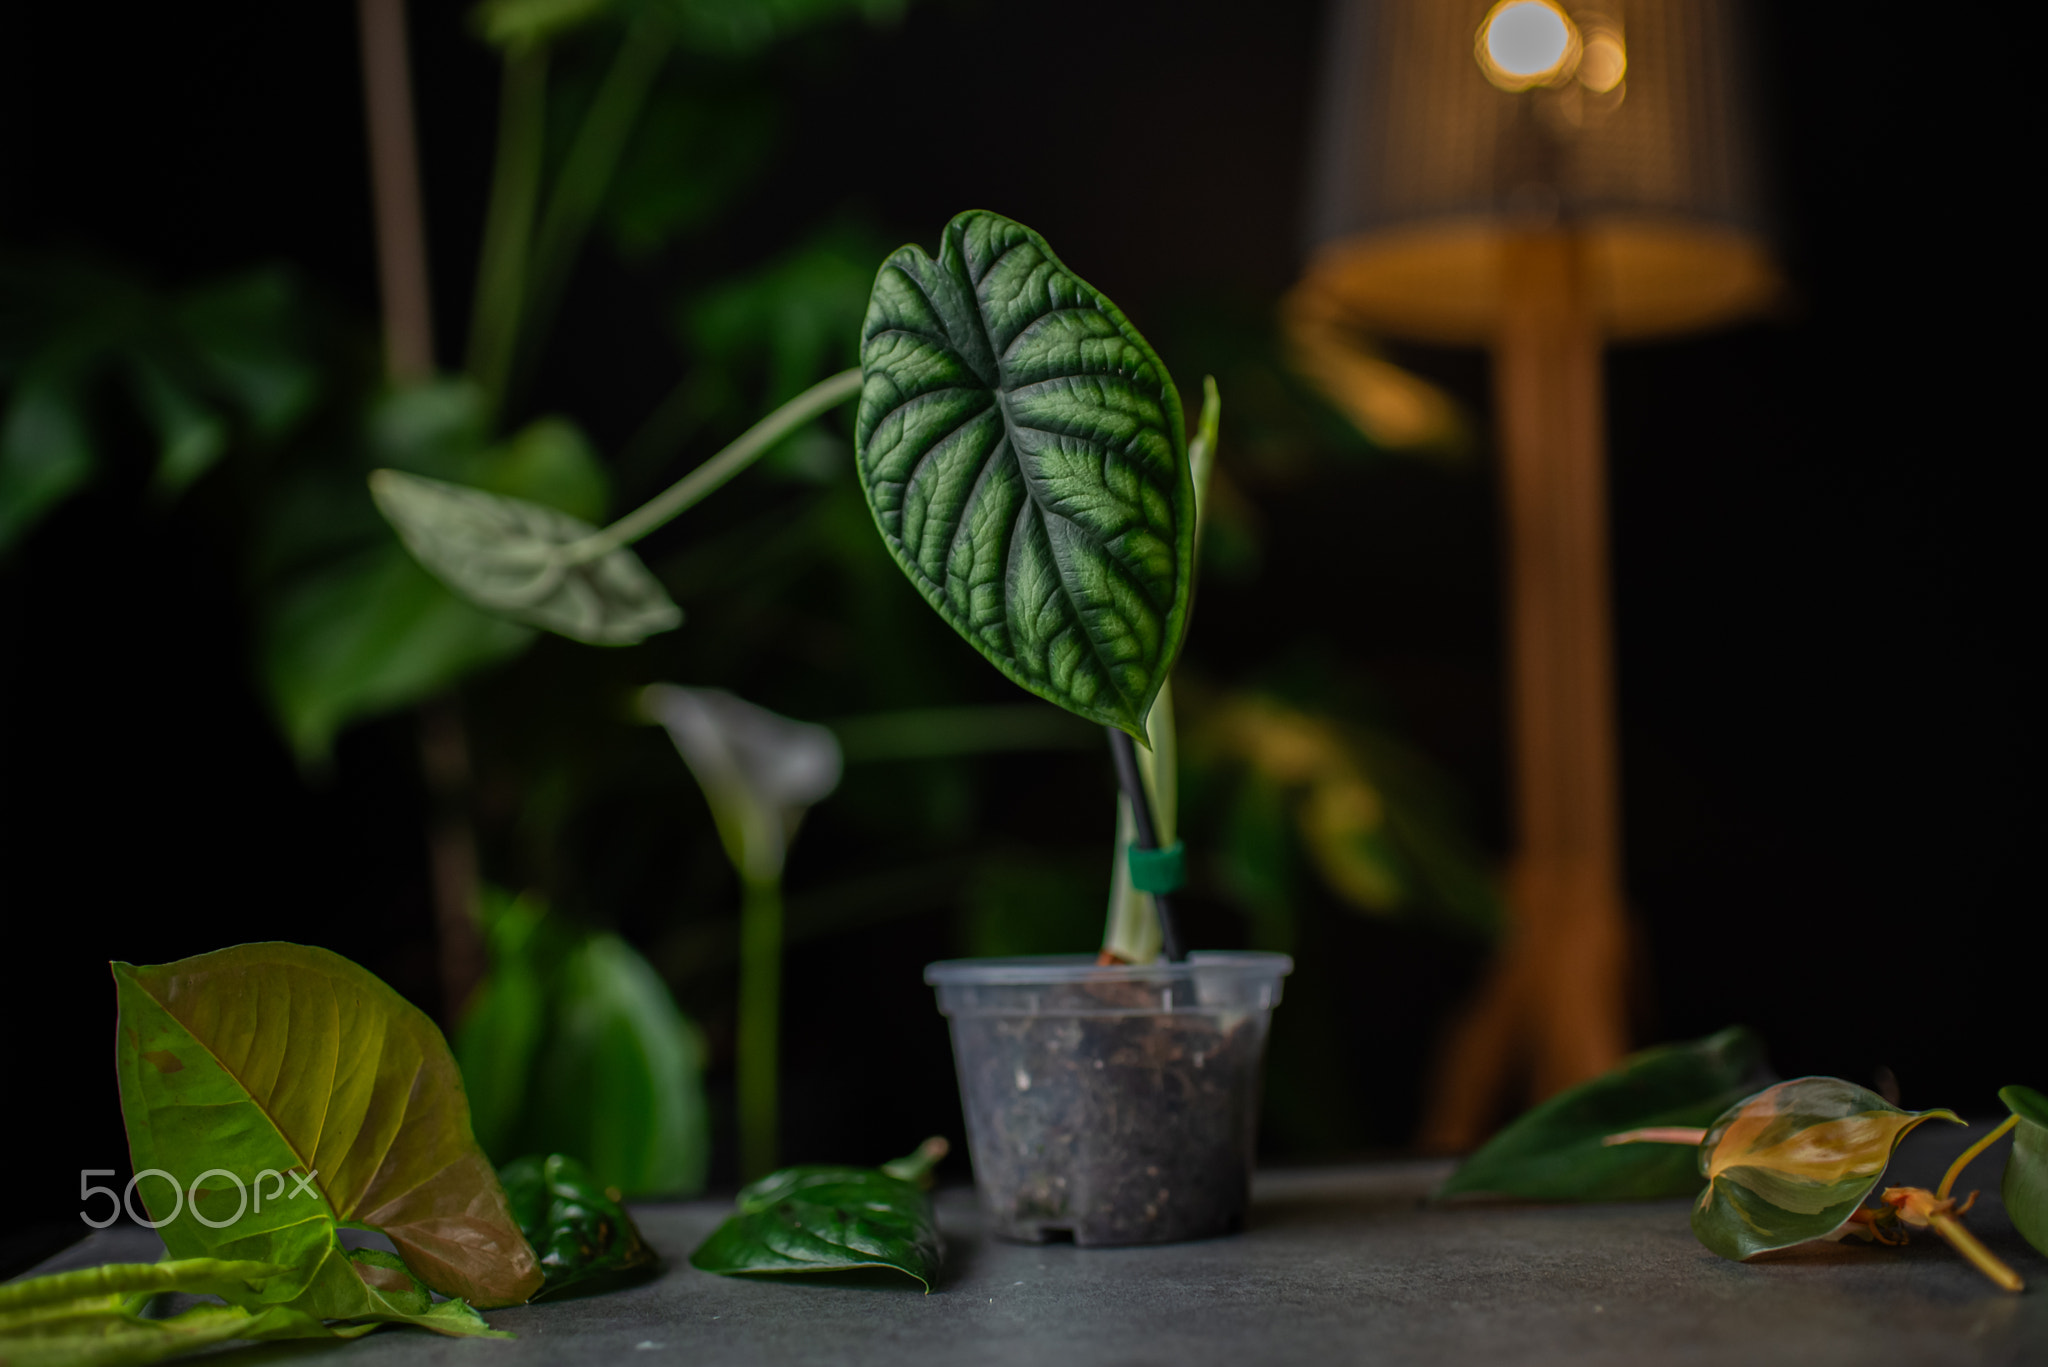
[
  {"left": 690, "top": 1139, "right": 947, "bottom": 1291},
  {"left": 1691, "top": 1077, "right": 1960, "bottom": 1261},
  {"left": 1437, "top": 1026, "right": 1770, "bottom": 1201},
  {"left": 501, "top": 1153, "right": 658, "bottom": 1297},
  {"left": 855, "top": 210, "right": 1195, "bottom": 739},
  {"left": 370, "top": 469, "right": 681, "bottom": 646},
  {"left": 1999, "top": 1085, "right": 2048, "bottom": 1257},
  {"left": 113, "top": 943, "right": 543, "bottom": 1321}
]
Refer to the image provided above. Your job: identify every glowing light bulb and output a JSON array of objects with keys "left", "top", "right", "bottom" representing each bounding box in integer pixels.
[{"left": 1476, "top": 0, "right": 1581, "bottom": 91}]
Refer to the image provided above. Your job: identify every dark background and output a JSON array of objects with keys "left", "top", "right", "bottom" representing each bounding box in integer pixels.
[{"left": 1, "top": 0, "right": 2032, "bottom": 1259}]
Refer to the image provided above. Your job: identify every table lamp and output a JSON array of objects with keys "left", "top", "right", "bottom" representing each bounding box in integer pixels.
[{"left": 1291, "top": 0, "right": 1778, "bottom": 1148}]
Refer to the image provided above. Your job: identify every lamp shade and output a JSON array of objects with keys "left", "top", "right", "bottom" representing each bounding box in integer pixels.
[{"left": 1300, "top": 0, "right": 1775, "bottom": 343}]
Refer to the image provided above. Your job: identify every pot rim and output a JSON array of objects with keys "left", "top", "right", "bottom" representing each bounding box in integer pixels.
[{"left": 924, "top": 950, "right": 1293, "bottom": 986}]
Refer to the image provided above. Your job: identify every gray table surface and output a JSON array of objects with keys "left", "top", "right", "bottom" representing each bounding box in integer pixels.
[{"left": 20, "top": 1122, "right": 2046, "bottom": 1366}]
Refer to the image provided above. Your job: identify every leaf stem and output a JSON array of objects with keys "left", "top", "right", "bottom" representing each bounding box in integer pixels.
[
  {"left": 465, "top": 44, "right": 549, "bottom": 418},
  {"left": 1937, "top": 1113, "right": 2018, "bottom": 1200},
  {"left": 564, "top": 368, "right": 862, "bottom": 562},
  {"left": 517, "top": 14, "right": 672, "bottom": 387},
  {"left": 1930, "top": 1210, "right": 2024, "bottom": 1292},
  {"left": 881, "top": 1136, "right": 951, "bottom": 1185},
  {"left": 1602, "top": 1127, "right": 1710, "bottom": 1147},
  {"left": 737, "top": 874, "right": 783, "bottom": 1182}
]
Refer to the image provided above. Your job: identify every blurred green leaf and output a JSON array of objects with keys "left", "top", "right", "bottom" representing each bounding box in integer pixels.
[
  {"left": 1200, "top": 693, "right": 1501, "bottom": 939},
  {"left": 459, "top": 890, "right": 557, "bottom": 1156},
  {"left": 173, "top": 268, "right": 321, "bottom": 437},
  {"left": 130, "top": 354, "right": 229, "bottom": 494},
  {"left": 371, "top": 469, "right": 681, "bottom": 645},
  {"left": 1438, "top": 1026, "right": 1771, "bottom": 1202},
  {"left": 1692, "top": 1077, "right": 1959, "bottom": 1261},
  {"left": 690, "top": 1141, "right": 944, "bottom": 1290},
  {"left": 2000, "top": 1085, "right": 2048, "bottom": 1258},
  {"left": 605, "top": 80, "right": 778, "bottom": 256},
  {"left": 0, "top": 370, "right": 93, "bottom": 552},
  {"left": 854, "top": 210, "right": 1194, "bottom": 739},
  {"left": 260, "top": 542, "right": 535, "bottom": 766},
  {"left": 462, "top": 899, "right": 710, "bottom": 1198},
  {"left": 481, "top": 417, "right": 610, "bottom": 522},
  {"left": 499, "top": 1152, "right": 659, "bottom": 1297},
  {"left": 475, "top": 0, "right": 613, "bottom": 48}
]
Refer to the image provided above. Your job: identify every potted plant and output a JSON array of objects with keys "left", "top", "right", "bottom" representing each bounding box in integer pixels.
[{"left": 372, "top": 208, "right": 1292, "bottom": 1245}]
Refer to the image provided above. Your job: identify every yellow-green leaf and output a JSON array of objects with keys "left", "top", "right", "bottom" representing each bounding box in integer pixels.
[
  {"left": 113, "top": 943, "right": 542, "bottom": 1311},
  {"left": 1692, "top": 1077, "right": 1959, "bottom": 1261}
]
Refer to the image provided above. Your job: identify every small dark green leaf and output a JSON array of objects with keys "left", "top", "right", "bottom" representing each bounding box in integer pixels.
[
  {"left": 855, "top": 210, "right": 1195, "bottom": 739},
  {"left": 690, "top": 1147, "right": 944, "bottom": 1291},
  {"left": 2000, "top": 1085, "right": 2048, "bottom": 1258},
  {"left": 500, "top": 1153, "right": 658, "bottom": 1297},
  {"left": 1438, "top": 1026, "right": 1770, "bottom": 1201},
  {"left": 1691, "top": 1077, "right": 1959, "bottom": 1261},
  {"left": 371, "top": 470, "right": 681, "bottom": 645}
]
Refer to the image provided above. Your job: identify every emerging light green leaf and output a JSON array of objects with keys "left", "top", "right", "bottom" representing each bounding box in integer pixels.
[
  {"left": 855, "top": 210, "right": 1195, "bottom": 738},
  {"left": 1438, "top": 1026, "right": 1769, "bottom": 1201},
  {"left": 501, "top": 1152, "right": 659, "bottom": 1297},
  {"left": 690, "top": 1140, "right": 946, "bottom": 1291},
  {"left": 1691, "top": 1077, "right": 1960, "bottom": 1261},
  {"left": 371, "top": 469, "right": 681, "bottom": 645},
  {"left": 114, "top": 943, "right": 543, "bottom": 1312},
  {"left": 2000, "top": 1085, "right": 2048, "bottom": 1258}
]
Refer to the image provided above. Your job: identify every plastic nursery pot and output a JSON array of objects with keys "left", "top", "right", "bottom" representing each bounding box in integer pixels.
[{"left": 927, "top": 952, "right": 1293, "bottom": 1247}]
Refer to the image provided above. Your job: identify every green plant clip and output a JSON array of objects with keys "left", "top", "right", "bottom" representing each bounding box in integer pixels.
[{"left": 1127, "top": 841, "right": 1186, "bottom": 895}]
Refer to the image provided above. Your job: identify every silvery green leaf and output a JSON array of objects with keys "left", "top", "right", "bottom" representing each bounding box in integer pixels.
[
  {"left": 370, "top": 468, "right": 680, "bottom": 646},
  {"left": 854, "top": 210, "right": 1195, "bottom": 739}
]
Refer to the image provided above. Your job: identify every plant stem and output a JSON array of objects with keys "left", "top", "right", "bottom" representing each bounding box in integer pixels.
[
  {"left": 1930, "top": 1210, "right": 2024, "bottom": 1292},
  {"left": 1938, "top": 1113, "right": 2019, "bottom": 1200},
  {"left": 736, "top": 873, "right": 783, "bottom": 1181},
  {"left": 517, "top": 14, "right": 671, "bottom": 386},
  {"left": 466, "top": 44, "right": 549, "bottom": 419},
  {"left": 881, "top": 1136, "right": 951, "bottom": 1184},
  {"left": 565, "top": 367, "right": 862, "bottom": 561},
  {"left": 355, "top": 0, "right": 435, "bottom": 383},
  {"left": 1602, "top": 1127, "right": 1709, "bottom": 1147},
  {"left": 1108, "top": 726, "right": 1186, "bottom": 962}
]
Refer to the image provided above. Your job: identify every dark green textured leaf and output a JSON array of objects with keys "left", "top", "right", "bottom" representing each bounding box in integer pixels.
[
  {"left": 1691, "top": 1077, "right": 1959, "bottom": 1261},
  {"left": 855, "top": 210, "right": 1194, "bottom": 738},
  {"left": 500, "top": 1153, "right": 658, "bottom": 1297},
  {"left": 371, "top": 469, "right": 681, "bottom": 645},
  {"left": 690, "top": 1143, "right": 944, "bottom": 1291},
  {"left": 1438, "top": 1026, "right": 1770, "bottom": 1201},
  {"left": 2000, "top": 1085, "right": 2048, "bottom": 1257}
]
